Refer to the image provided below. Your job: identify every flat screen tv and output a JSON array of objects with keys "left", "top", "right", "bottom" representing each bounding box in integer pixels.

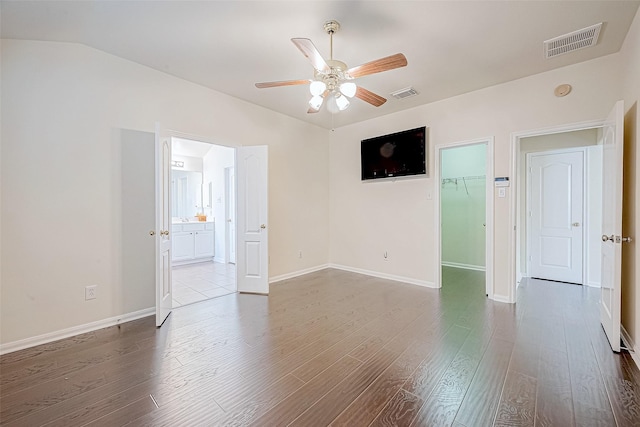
[{"left": 361, "top": 126, "right": 426, "bottom": 181}]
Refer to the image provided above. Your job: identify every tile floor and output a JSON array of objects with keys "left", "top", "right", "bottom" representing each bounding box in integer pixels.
[{"left": 171, "top": 261, "right": 236, "bottom": 308}]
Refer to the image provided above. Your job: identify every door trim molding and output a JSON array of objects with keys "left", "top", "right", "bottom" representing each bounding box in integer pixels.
[
  {"left": 434, "top": 137, "right": 495, "bottom": 299},
  {"left": 509, "top": 119, "right": 604, "bottom": 303}
]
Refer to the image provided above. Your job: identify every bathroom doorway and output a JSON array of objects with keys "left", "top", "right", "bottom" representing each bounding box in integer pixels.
[{"left": 170, "top": 137, "right": 237, "bottom": 308}]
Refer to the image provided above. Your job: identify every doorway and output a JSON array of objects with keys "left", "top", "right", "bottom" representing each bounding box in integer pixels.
[
  {"left": 517, "top": 129, "right": 603, "bottom": 289},
  {"left": 170, "top": 137, "right": 237, "bottom": 308},
  {"left": 434, "top": 138, "right": 494, "bottom": 298}
]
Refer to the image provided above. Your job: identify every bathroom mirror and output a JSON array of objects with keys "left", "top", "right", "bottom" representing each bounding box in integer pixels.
[{"left": 171, "top": 170, "right": 203, "bottom": 218}]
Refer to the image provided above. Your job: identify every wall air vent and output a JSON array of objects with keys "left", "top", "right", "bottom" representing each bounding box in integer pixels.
[
  {"left": 544, "top": 22, "right": 602, "bottom": 59},
  {"left": 391, "top": 87, "right": 419, "bottom": 100}
]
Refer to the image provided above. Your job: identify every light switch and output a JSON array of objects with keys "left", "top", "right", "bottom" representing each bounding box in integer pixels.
[{"left": 498, "top": 188, "right": 506, "bottom": 198}]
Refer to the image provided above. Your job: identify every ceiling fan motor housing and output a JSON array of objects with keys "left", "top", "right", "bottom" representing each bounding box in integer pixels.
[{"left": 315, "top": 59, "right": 351, "bottom": 90}]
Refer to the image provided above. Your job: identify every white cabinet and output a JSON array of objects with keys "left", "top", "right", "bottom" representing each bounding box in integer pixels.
[
  {"left": 194, "top": 230, "right": 214, "bottom": 258},
  {"left": 172, "top": 222, "right": 214, "bottom": 265},
  {"left": 173, "top": 230, "right": 195, "bottom": 261}
]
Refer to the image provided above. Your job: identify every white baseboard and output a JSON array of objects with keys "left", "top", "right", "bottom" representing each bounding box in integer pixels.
[
  {"left": 213, "top": 256, "right": 226, "bottom": 264},
  {"left": 329, "top": 264, "right": 437, "bottom": 288},
  {"left": 172, "top": 257, "right": 215, "bottom": 267},
  {"left": 0, "top": 307, "right": 154, "bottom": 355},
  {"left": 269, "top": 264, "right": 330, "bottom": 284},
  {"left": 492, "top": 294, "right": 512, "bottom": 303},
  {"left": 621, "top": 325, "right": 639, "bottom": 370},
  {"left": 586, "top": 281, "right": 601, "bottom": 288},
  {"left": 441, "top": 262, "right": 486, "bottom": 272}
]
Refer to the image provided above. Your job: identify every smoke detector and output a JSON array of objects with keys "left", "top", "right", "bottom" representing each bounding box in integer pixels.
[
  {"left": 554, "top": 84, "right": 572, "bottom": 97},
  {"left": 544, "top": 23, "right": 602, "bottom": 59}
]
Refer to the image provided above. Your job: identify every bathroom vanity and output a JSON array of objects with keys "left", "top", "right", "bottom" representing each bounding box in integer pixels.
[{"left": 172, "top": 221, "right": 214, "bottom": 265}]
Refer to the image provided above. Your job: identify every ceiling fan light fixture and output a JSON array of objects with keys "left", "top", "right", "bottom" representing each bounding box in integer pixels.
[
  {"left": 340, "top": 82, "right": 357, "bottom": 98},
  {"left": 309, "top": 80, "right": 327, "bottom": 96},
  {"left": 335, "top": 93, "right": 350, "bottom": 111},
  {"left": 309, "top": 95, "right": 324, "bottom": 110}
]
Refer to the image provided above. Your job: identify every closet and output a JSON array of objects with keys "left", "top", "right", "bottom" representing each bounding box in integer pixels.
[{"left": 440, "top": 144, "right": 487, "bottom": 272}]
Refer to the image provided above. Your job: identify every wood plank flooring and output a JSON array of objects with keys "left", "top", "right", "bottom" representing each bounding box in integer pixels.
[{"left": 2, "top": 267, "right": 640, "bottom": 426}]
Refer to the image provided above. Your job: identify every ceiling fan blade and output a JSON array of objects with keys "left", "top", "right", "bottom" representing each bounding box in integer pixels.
[
  {"left": 347, "top": 53, "right": 407, "bottom": 78},
  {"left": 255, "top": 79, "right": 311, "bottom": 89},
  {"left": 355, "top": 86, "right": 387, "bottom": 107},
  {"left": 291, "top": 38, "right": 330, "bottom": 73}
]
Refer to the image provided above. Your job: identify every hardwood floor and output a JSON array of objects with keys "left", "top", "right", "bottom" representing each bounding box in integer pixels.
[{"left": 2, "top": 267, "right": 640, "bottom": 426}]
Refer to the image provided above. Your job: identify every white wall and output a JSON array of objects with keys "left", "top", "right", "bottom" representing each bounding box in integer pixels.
[
  {"left": 329, "top": 52, "right": 623, "bottom": 300},
  {"left": 0, "top": 39, "right": 330, "bottom": 346},
  {"left": 119, "top": 129, "right": 156, "bottom": 314},
  {"left": 202, "top": 144, "right": 234, "bottom": 262}
]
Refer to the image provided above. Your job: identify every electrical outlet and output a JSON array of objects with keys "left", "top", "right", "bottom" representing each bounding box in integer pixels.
[{"left": 85, "top": 285, "right": 97, "bottom": 300}]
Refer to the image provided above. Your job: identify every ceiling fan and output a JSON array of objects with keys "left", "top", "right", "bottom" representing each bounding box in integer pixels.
[{"left": 255, "top": 20, "right": 407, "bottom": 113}]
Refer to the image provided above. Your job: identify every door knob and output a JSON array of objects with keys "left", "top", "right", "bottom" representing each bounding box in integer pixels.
[
  {"left": 572, "top": 222, "right": 580, "bottom": 227},
  {"left": 160, "top": 230, "right": 170, "bottom": 236},
  {"left": 622, "top": 237, "right": 633, "bottom": 243},
  {"left": 149, "top": 231, "right": 156, "bottom": 236},
  {"left": 260, "top": 224, "right": 266, "bottom": 229},
  {"left": 602, "top": 234, "right": 614, "bottom": 242}
]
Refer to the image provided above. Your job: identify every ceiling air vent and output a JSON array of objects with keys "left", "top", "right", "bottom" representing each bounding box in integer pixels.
[
  {"left": 391, "top": 87, "right": 419, "bottom": 100},
  {"left": 544, "top": 22, "right": 602, "bottom": 59}
]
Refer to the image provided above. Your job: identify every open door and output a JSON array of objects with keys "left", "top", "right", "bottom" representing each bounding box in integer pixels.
[
  {"left": 600, "top": 100, "right": 624, "bottom": 352},
  {"left": 155, "top": 123, "right": 173, "bottom": 326},
  {"left": 236, "top": 146, "right": 269, "bottom": 294}
]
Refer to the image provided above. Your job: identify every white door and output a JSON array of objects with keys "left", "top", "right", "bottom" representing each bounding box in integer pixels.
[
  {"left": 528, "top": 150, "right": 584, "bottom": 284},
  {"left": 236, "top": 146, "right": 268, "bottom": 294},
  {"left": 601, "top": 100, "right": 625, "bottom": 352},
  {"left": 226, "top": 167, "right": 237, "bottom": 264},
  {"left": 155, "top": 124, "right": 172, "bottom": 326}
]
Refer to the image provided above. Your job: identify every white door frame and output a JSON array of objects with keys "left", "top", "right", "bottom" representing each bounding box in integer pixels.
[
  {"left": 434, "top": 137, "right": 495, "bottom": 299},
  {"left": 224, "top": 166, "right": 236, "bottom": 264},
  {"left": 525, "top": 147, "right": 587, "bottom": 284},
  {"left": 509, "top": 119, "right": 604, "bottom": 302}
]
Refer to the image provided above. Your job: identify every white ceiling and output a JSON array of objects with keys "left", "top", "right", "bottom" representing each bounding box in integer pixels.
[{"left": 2, "top": 1, "right": 639, "bottom": 130}]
